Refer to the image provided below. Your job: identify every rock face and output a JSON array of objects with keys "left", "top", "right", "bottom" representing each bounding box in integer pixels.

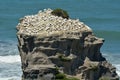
[{"left": 16, "top": 9, "right": 119, "bottom": 80}]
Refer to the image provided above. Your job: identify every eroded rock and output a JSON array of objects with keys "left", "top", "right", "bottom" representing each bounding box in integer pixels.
[{"left": 17, "top": 9, "right": 119, "bottom": 80}]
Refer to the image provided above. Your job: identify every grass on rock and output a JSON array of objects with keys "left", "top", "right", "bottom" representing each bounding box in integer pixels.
[{"left": 55, "top": 73, "right": 79, "bottom": 80}]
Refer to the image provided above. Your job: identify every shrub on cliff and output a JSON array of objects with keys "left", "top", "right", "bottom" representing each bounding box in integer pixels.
[
  {"left": 55, "top": 73, "right": 79, "bottom": 80},
  {"left": 58, "top": 54, "right": 71, "bottom": 62},
  {"left": 99, "top": 76, "right": 110, "bottom": 80},
  {"left": 51, "top": 8, "right": 69, "bottom": 19},
  {"left": 55, "top": 73, "right": 66, "bottom": 79}
]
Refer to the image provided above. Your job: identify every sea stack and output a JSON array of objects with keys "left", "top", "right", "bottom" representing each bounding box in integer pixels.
[{"left": 16, "top": 9, "right": 119, "bottom": 80}]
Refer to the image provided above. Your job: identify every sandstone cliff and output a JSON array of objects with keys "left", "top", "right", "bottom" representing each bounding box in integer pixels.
[{"left": 16, "top": 9, "right": 119, "bottom": 80}]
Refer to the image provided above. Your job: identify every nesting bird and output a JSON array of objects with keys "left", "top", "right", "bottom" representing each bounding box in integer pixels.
[{"left": 17, "top": 9, "right": 92, "bottom": 35}]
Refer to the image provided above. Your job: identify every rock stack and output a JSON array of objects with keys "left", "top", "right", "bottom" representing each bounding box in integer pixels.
[{"left": 16, "top": 9, "right": 119, "bottom": 80}]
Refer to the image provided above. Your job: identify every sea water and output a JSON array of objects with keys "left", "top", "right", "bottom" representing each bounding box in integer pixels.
[{"left": 0, "top": 0, "right": 120, "bottom": 79}]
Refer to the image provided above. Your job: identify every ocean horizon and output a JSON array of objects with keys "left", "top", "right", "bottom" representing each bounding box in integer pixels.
[{"left": 0, "top": 0, "right": 120, "bottom": 80}]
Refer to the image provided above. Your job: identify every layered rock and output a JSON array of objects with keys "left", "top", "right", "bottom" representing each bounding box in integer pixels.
[{"left": 16, "top": 9, "right": 119, "bottom": 80}]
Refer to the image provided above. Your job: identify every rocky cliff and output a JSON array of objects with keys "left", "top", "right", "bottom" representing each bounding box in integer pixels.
[{"left": 16, "top": 9, "right": 119, "bottom": 80}]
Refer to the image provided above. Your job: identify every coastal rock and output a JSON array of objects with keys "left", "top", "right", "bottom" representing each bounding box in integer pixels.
[{"left": 16, "top": 9, "right": 119, "bottom": 80}]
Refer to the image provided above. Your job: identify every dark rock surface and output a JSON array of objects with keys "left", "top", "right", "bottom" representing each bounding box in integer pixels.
[{"left": 17, "top": 9, "right": 119, "bottom": 80}]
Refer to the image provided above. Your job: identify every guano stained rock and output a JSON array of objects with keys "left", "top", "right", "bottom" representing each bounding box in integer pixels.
[{"left": 16, "top": 9, "right": 119, "bottom": 80}]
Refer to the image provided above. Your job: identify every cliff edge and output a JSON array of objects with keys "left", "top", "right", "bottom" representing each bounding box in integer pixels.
[{"left": 16, "top": 9, "right": 119, "bottom": 80}]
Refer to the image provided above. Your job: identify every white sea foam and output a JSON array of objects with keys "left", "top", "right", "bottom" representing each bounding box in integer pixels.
[
  {"left": 0, "top": 40, "right": 18, "bottom": 56},
  {"left": 114, "top": 64, "right": 120, "bottom": 76},
  {"left": 0, "top": 76, "right": 21, "bottom": 80},
  {"left": 102, "top": 52, "right": 120, "bottom": 77},
  {"left": 0, "top": 55, "right": 21, "bottom": 63}
]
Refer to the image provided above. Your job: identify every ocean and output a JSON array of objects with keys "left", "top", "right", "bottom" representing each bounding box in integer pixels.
[{"left": 0, "top": 0, "right": 120, "bottom": 80}]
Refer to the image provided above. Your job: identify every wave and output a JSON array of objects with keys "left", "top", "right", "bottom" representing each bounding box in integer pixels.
[
  {"left": 114, "top": 64, "right": 120, "bottom": 76},
  {"left": 0, "top": 40, "right": 18, "bottom": 56},
  {"left": 0, "top": 55, "right": 21, "bottom": 63},
  {"left": 0, "top": 76, "right": 20, "bottom": 80},
  {"left": 102, "top": 52, "right": 120, "bottom": 76}
]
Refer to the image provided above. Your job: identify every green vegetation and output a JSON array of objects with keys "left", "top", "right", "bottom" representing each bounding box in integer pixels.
[
  {"left": 51, "top": 8, "right": 69, "bottom": 19},
  {"left": 89, "top": 63, "right": 98, "bottom": 71},
  {"left": 99, "top": 76, "right": 110, "bottom": 80},
  {"left": 55, "top": 73, "right": 66, "bottom": 79},
  {"left": 55, "top": 66, "right": 59, "bottom": 71},
  {"left": 55, "top": 73, "right": 79, "bottom": 80},
  {"left": 89, "top": 65, "right": 98, "bottom": 71},
  {"left": 58, "top": 54, "right": 71, "bottom": 62}
]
